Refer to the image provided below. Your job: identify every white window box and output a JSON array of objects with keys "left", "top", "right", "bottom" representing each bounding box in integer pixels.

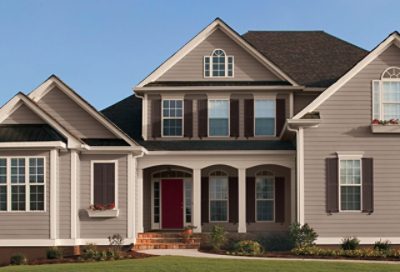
[
  {"left": 371, "top": 124, "right": 400, "bottom": 133},
  {"left": 87, "top": 209, "right": 119, "bottom": 218}
]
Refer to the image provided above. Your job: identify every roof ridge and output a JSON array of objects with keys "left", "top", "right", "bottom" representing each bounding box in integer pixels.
[
  {"left": 319, "top": 31, "right": 368, "bottom": 52},
  {"left": 244, "top": 30, "right": 324, "bottom": 33}
]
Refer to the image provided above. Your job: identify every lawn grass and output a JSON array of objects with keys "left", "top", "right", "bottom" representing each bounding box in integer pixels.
[{"left": 1, "top": 256, "right": 399, "bottom": 272}]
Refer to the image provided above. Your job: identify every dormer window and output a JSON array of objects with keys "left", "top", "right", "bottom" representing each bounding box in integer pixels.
[
  {"left": 372, "top": 67, "right": 400, "bottom": 121},
  {"left": 204, "top": 49, "right": 234, "bottom": 78}
]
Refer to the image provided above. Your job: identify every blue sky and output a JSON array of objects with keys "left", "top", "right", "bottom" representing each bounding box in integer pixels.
[{"left": 0, "top": 0, "right": 398, "bottom": 109}]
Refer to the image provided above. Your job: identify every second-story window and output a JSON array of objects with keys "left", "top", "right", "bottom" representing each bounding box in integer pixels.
[
  {"left": 208, "top": 100, "right": 229, "bottom": 136},
  {"left": 204, "top": 49, "right": 234, "bottom": 78},
  {"left": 162, "top": 100, "right": 183, "bottom": 136},
  {"left": 255, "top": 100, "right": 276, "bottom": 136}
]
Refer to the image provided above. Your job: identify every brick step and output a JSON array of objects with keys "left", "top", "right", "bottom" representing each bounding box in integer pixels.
[
  {"left": 137, "top": 232, "right": 201, "bottom": 238},
  {"left": 133, "top": 243, "right": 200, "bottom": 250},
  {"left": 136, "top": 237, "right": 201, "bottom": 244}
]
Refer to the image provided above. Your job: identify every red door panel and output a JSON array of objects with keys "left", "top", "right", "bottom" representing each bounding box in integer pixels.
[{"left": 161, "top": 179, "right": 184, "bottom": 229}]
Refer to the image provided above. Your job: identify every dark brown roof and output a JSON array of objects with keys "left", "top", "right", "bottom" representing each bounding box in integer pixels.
[
  {"left": 242, "top": 31, "right": 368, "bottom": 87},
  {"left": 82, "top": 138, "right": 130, "bottom": 146},
  {"left": 0, "top": 124, "right": 66, "bottom": 142}
]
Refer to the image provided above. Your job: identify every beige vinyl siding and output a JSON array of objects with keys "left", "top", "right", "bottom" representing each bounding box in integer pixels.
[
  {"left": 159, "top": 28, "right": 281, "bottom": 82},
  {"left": 37, "top": 87, "right": 116, "bottom": 139},
  {"left": 303, "top": 45, "right": 400, "bottom": 237},
  {"left": 79, "top": 154, "right": 128, "bottom": 239},
  {"left": 293, "top": 93, "right": 319, "bottom": 115},
  {"left": 0, "top": 150, "right": 50, "bottom": 239},
  {"left": 2, "top": 104, "right": 45, "bottom": 124},
  {"left": 58, "top": 152, "right": 71, "bottom": 239}
]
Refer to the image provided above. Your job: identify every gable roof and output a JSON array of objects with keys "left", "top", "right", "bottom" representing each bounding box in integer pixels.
[
  {"left": 242, "top": 31, "right": 368, "bottom": 87},
  {"left": 136, "top": 18, "right": 298, "bottom": 88},
  {"left": 293, "top": 31, "right": 400, "bottom": 119}
]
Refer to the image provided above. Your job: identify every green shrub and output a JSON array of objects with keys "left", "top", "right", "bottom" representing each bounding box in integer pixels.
[
  {"left": 108, "top": 233, "right": 124, "bottom": 259},
  {"left": 288, "top": 223, "right": 318, "bottom": 248},
  {"left": 258, "top": 233, "right": 294, "bottom": 252},
  {"left": 292, "top": 246, "right": 337, "bottom": 257},
  {"left": 233, "top": 240, "right": 264, "bottom": 256},
  {"left": 82, "top": 243, "right": 99, "bottom": 260},
  {"left": 374, "top": 240, "right": 391, "bottom": 251},
  {"left": 10, "top": 254, "right": 27, "bottom": 265},
  {"left": 210, "top": 225, "right": 226, "bottom": 251},
  {"left": 46, "top": 246, "right": 63, "bottom": 260},
  {"left": 341, "top": 237, "right": 360, "bottom": 250}
]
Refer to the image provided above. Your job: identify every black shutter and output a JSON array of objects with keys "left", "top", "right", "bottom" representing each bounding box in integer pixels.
[
  {"left": 198, "top": 99, "right": 208, "bottom": 138},
  {"left": 94, "top": 163, "right": 115, "bottom": 206},
  {"left": 275, "top": 177, "right": 285, "bottom": 223},
  {"left": 276, "top": 99, "right": 286, "bottom": 136},
  {"left": 244, "top": 99, "right": 254, "bottom": 138},
  {"left": 151, "top": 99, "right": 161, "bottom": 138},
  {"left": 230, "top": 99, "right": 239, "bottom": 138},
  {"left": 229, "top": 177, "right": 238, "bottom": 223},
  {"left": 326, "top": 158, "right": 339, "bottom": 213},
  {"left": 362, "top": 158, "right": 374, "bottom": 214},
  {"left": 201, "top": 177, "right": 209, "bottom": 223},
  {"left": 246, "top": 177, "right": 255, "bottom": 223},
  {"left": 184, "top": 99, "right": 193, "bottom": 138}
]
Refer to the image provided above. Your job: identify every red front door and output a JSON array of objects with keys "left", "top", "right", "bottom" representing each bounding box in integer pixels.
[{"left": 161, "top": 179, "right": 184, "bottom": 229}]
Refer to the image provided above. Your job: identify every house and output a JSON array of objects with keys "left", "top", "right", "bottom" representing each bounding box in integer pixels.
[{"left": 0, "top": 18, "right": 399, "bottom": 254}]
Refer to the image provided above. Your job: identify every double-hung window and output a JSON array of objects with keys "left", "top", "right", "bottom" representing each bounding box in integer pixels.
[
  {"left": 339, "top": 159, "right": 362, "bottom": 211},
  {"left": 204, "top": 49, "right": 234, "bottom": 78},
  {"left": 29, "top": 158, "right": 45, "bottom": 211},
  {"left": 208, "top": 100, "right": 229, "bottom": 136},
  {"left": 255, "top": 100, "right": 276, "bottom": 136},
  {"left": 372, "top": 67, "right": 400, "bottom": 121},
  {"left": 11, "top": 158, "right": 26, "bottom": 211},
  {"left": 209, "top": 171, "right": 228, "bottom": 222},
  {"left": 0, "top": 159, "right": 7, "bottom": 211},
  {"left": 256, "top": 171, "right": 274, "bottom": 221},
  {"left": 162, "top": 100, "right": 183, "bottom": 136}
]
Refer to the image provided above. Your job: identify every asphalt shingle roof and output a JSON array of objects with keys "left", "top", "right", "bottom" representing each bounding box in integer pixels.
[{"left": 0, "top": 124, "right": 66, "bottom": 142}]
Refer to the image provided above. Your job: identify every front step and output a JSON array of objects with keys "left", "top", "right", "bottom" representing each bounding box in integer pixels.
[{"left": 133, "top": 232, "right": 202, "bottom": 250}]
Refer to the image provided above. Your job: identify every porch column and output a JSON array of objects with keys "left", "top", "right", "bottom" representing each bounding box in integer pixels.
[
  {"left": 238, "top": 168, "right": 246, "bottom": 233},
  {"left": 50, "top": 149, "right": 58, "bottom": 240},
  {"left": 136, "top": 168, "right": 144, "bottom": 234},
  {"left": 193, "top": 168, "right": 202, "bottom": 233},
  {"left": 290, "top": 166, "right": 296, "bottom": 223}
]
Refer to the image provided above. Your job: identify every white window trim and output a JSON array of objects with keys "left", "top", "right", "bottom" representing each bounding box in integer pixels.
[
  {"left": 161, "top": 99, "right": 184, "bottom": 138},
  {"left": 255, "top": 174, "right": 275, "bottom": 222},
  {"left": 254, "top": 99, "right": 276, "bottom": 137},
  {"left": 90, "top": 160, "right": 119, "bottom": 210},
  {"left": 0, "top": 156, "right": 47, "bottom": 213},
  {"left": 337, "top": 154, "right": 363, "bottom": 213},
  {"left": 208, "top": 99, "right": 230, "bottom": 137},
  {"left": 208, "top": 172, "right": 229, "bottom": 223},
  {"left": 203, "top": 49, "right": 234, "bottom": 78}
]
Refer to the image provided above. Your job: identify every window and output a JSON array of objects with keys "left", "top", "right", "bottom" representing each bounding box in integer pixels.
[
  {"left": 185, "top": 180, "right": 192, "bottom": 223},
  {"left": 256, "top": 171, "right": 274, "bottom": 221},
  {"left": 29, "top": 158, "right": 45, "bottom": 211},
  {"left": 204, "top": 49, "right": 234, "bottom": 78},
  {"left": 11, "top": 158, "right": 26, "bottom": 211},
  {"left": 162, "top": 100, "right": 183, "bottom": 136},
  {"left": 0, "top": 159, "right": 7, "bottom": 211},
  {"left": 209, "top": 171, "right": 228, "bottom": 222},
  {"left": 255, "top": 100, "right": 276, "bottom": 136},
  {"left": 208, "top": 100, "right": 229, "bottom": 136},
  {"left": 339, "top": 159, "right": 361, "bottom": 211},
  {"left": 92, "top": 162, "right": 117, "bottom": 208},
  {"left": 153, "top": 181, "right": 160, "bottom": 223},
  {"left": 373, "top": 67, "right": 400, "bottom": 121}
]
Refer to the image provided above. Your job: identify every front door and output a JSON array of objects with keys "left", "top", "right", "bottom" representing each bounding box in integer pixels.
[{"left": 161, "top": 179, "right": 184, "bottom": 229}]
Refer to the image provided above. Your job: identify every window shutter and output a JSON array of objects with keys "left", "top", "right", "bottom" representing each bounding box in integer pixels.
[
  {"left": 246, "top": 177, "right": 255, "bottom": 223},
  {"left": 244, "top": 99, "right": 254, "bottom": 138},
  {"left": 372, "top": 80, "right": 380, "bottom": 120},
  {"left": 184, "top": 99, "right": 193, "bottom": 138},
  {"left": 198, "top": 99, "right": 208, "bottom": 138},
  {"left": 362, "top": 158, "right": 374, "bottom": 213},
  {"left": 201, "top": 177, "right": 209, "bottom": 223},
  {"left": 151, "top": 99, "right": 161, "bottom": 138},
  {"left": 230, "top": 99, "right": 239, "bottom": 138},
  {"left": 275, "top": 177, "right": 285, "bottom": 223},
  {"left": 326, "top": 158, "right": 339, "bottom": 213},
  {"left": 228, "top": 177, "right": 238, "bottom": 223},
  {"left": 276, "top": 99, "right": 286, "bottom": 136},
  {"left": 94, "top": 163, "right": 115, "bottom": 206}
]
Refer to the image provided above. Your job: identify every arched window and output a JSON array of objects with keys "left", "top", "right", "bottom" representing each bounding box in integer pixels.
[
  {"left": 209, "top": 170, "right": 228, "bottom": 222},
  {"left": 372, "top": 67, "right": 400, "bottom": 121},
  {"left": 255, "top": 170, "right": 275, "bottom": 221},
  {"left": 204, "top": 49, "right": 234, "bottom": 78}
]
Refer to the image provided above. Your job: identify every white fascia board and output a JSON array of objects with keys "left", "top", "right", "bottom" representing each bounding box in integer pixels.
[
  {"left": 0, "top": 141, "right": 66, "bottom": 149},
  {"left": 293, "top": 33, "right": 400, "bottom": 120},
  {"left": 136, "top": 18, "right": 299, "bottom": 88}
]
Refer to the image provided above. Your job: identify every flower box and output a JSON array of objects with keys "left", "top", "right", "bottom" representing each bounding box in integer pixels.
[
  {"left": 87, "top": 209, "right": 119, "bottom": 218},
  {"left": 371, "top": 124, "right": 400, "bottom": 133}
]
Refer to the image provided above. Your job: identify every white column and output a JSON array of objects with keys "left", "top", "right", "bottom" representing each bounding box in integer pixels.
[
  {"left": 193, "top": 168, "right": 201, "bottom": 233},
  {"left": 136, "top": 168, "right": 144, "bottom": 234},
  {"left": 50, "top": 149, "right": 58, "bottom": 240},
  {"left": 290, "top": 166, "right": 296, "bottom": 223},
  {"left": 127, "top": 154, "right": 135, "bottom": 240},
  {"left": 70, "top": 150, "right": 79, "bottom": 239},
  {"left": 298, "top": 127, "right": 305, "bottom": 225},
  {"left": 238, "top": 168, "right": 246, "bottom": 233}
]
